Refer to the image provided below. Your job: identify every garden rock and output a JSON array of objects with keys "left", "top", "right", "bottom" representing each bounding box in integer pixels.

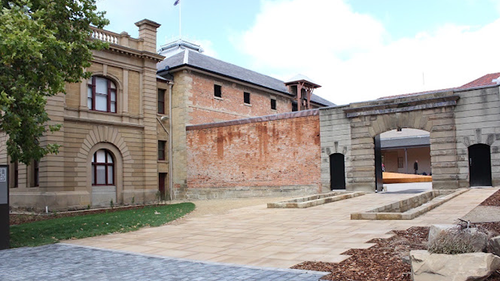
[
  {"left": 410, "top": 250, "right": 500, "bottom": 281},
  {"left": 490, "top": 236, "right": 500, "bottom": 256},
  {"left": 428, "top": 224, "right": 457, "bottom": 244}
]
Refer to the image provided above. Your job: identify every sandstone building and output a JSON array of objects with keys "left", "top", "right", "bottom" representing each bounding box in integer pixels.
[{"left": 2, "top": 19, "right": 499, "bottom": 210}]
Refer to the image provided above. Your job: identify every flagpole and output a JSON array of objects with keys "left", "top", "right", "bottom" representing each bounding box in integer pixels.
[{"left": 179, "top": 0, "right": 182, "bottom": 39}]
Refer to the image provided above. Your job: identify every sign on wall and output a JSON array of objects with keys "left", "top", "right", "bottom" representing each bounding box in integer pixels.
[{"left": 0, "top": 167, "right": 7, "bottom": 204}]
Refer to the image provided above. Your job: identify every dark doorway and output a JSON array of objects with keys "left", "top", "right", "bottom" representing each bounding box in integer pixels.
[
  {"left": 158, "top": 173, "right": 167, "bottom": 200},
  {"left": 330, "top": 153, "right": 346, "bottom": 190},
  {"left": 374, "top": 135, "right": 383, "bottom": 192},
  {"left": 469, "top": 144, "right": 492, "bottom": 187}
]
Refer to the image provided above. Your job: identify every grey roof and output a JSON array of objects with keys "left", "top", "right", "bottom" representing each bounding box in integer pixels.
[{"left": 157, "top": 50, "right": 335, "bottom": 107}]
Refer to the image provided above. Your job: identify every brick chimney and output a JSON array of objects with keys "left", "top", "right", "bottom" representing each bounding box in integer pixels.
[{"left": 135, "top": 19, "right": 161, "bottom": 53}]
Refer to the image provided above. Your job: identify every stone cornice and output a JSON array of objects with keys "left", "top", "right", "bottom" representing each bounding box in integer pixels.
[
  {"left": 344, "top": 95, "right": 460, "bottom": 118},
  {"left": 107, "top": 44, "right": 164, "bottom": 62}
]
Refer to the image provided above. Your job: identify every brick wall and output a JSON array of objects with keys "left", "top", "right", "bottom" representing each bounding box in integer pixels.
[
  {"left": 186, "top": 72, "right": 292, "bottom": 125},
  {"left": 185, "top": 110, "right": 322, "bottom": 199}
]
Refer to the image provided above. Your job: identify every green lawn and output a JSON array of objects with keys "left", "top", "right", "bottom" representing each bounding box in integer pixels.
[{"left": 9, "top": 202, "right": 195, "bottom": 248}]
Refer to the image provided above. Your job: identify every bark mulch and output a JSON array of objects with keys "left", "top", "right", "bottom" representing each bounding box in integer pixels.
[{"left": 292, "top": 189, "right": 500, "bottom": 280}]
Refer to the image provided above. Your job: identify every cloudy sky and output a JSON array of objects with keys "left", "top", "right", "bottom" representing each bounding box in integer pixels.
[{"left": 96, "top": 0, "right": 500, "bottom": 105}]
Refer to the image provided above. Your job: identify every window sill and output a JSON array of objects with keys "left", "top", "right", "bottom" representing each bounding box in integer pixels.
[
  {"left": 244, "top": 103, "right": 252, "bottom": 107},
  {"left": 214, "top": 96, "right": 223, "bottom": 101}
]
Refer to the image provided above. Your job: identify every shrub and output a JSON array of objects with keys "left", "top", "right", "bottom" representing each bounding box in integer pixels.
[{"left": 428, "top": 227, "right": 488, "bottom": 254}]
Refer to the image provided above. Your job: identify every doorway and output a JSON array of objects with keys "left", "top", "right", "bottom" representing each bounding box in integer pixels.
[
  {"left": 329, "top": 153, "right": 346, "bottom": 190},
  {"left": 469, "top": 144, "right": 492, "bottom": 187},
  {"left": 159, "top": 173, "right": 168, "bottom": 200}
]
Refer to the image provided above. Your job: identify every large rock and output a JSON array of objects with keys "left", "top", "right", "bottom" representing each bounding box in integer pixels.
[
  {"left": 428, "top": 224, "right": 458, "bottom": 244},
  {"left": 410, "top": 250, "right": 500, "bottom": 281},
  {"left": 490, "top": 236, "right": 500, "bottom": 256}
]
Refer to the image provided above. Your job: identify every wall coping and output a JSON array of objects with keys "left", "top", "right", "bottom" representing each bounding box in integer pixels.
[{"left": 186, "top": 109, "right": 319, "bottom": 131}]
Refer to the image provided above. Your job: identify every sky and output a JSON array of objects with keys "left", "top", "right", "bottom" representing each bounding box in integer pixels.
[{"left": 96, "top": 0, "right": 500, "bottom": 105}]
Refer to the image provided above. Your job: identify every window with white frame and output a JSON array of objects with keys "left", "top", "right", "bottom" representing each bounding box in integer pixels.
[
  {"left": 92, "top": 149, "right": 114, "bottom": 185},
  {"left": 88, "top": 76, "right": 117, "bottom": 113}
]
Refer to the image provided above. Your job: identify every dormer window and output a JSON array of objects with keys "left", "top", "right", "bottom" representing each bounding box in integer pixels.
[{"left": 88, "top": 76, "right": 117, "bottom": 113}]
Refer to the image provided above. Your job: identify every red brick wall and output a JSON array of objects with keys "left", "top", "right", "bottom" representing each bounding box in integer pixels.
[
  {"left": 187, "top": 72, "right": 292, "bottom": 125},
  {"left": 186, "top": 111, "right": 321, "bottom": 191}
]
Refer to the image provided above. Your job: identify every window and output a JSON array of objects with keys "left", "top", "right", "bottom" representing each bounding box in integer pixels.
[
  {"left": 33, "top": 160, "right": 39, "bottom": 187},
  {"left": 158, "top": 89, "right": 165, "bottom": 114},
  {"left": 92, "top": 149, "right": 114, "bottom": 185},
  {"left": 244, "top": 92, "right": 251, "bottom": 104},
  {"left": 271, "top": 98, "right": 277, "bottom": 110},
  {"left": 214, "top": 84, "right": 222, "bottom": 98},
  {"left": 158, "top": 141, "right": 166, "bottom": 160},
  {"left": 88, "top": 76, "right": 117, "bottom": 113}
]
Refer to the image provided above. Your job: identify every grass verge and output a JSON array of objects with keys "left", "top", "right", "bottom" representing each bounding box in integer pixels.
[{"left": 9, "top": 202, "right": 195, "bottom": 248}]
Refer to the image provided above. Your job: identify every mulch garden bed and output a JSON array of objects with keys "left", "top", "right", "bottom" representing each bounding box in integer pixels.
[{"left": 292, "top": 189, "right": 500, "bottom": 280}]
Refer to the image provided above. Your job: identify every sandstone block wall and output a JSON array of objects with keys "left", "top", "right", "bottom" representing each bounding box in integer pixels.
[
  {"left": 455, "top": 86, "right": 500, "bottom": 187},
  {"left": 184, "top": 111, "right": 322, "bottom": 199}
]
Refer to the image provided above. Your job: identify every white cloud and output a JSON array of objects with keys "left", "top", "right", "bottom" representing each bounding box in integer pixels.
[{"left": 235, "top": 0, "right": 500, "bottom": 105}]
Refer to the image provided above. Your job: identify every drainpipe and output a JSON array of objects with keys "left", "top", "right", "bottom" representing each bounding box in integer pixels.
[{"left": 168, "top": 82, "right": 174, "bottom": 201}]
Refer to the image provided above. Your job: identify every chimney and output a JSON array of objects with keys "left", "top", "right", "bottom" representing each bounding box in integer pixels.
[{"left": 135, "top": 19, "right": 161, "bottom": 53}]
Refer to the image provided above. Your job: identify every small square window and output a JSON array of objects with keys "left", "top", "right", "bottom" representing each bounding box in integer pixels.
[
  {"left": 244, "top": 92, "right": 251, "bottom": 104},
  {"left": 214, "top": 84, "right": 222, "bottom": 98},
  {"left": 271, "top": 98, "right": 277, "bottom": 110}
]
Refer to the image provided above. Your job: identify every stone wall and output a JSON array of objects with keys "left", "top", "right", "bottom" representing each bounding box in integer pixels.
[
  {"left": 320, "top": 92, "right": 461, "bottom": 192},
  {"left": 184, "top": 110, "right": 322, "bottom": 199},
  {"left": 455, "top": 86, "right": 500, "bottom": 186}
]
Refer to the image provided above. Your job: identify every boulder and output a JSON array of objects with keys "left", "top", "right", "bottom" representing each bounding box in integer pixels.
[
  {"left": 410, "top": 250, "right": 500, "bottom": 281},
  {"left": 490, "top": 236, "right": 500, "bottom": 256},
  {"left": 428, "top": 224, "right": 458, "bottom": 244}
]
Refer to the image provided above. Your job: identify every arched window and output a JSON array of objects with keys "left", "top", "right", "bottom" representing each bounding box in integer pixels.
[
  {"left": 87, "top": 76, "right": 117, "bottom": 113},
  {"left": 92, "top": 149, "right": 114, "bottom": 185}
]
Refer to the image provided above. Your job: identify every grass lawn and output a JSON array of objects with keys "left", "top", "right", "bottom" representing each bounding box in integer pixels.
[{"left": 9, "top": 202, "right": 195, "bottom": 248}]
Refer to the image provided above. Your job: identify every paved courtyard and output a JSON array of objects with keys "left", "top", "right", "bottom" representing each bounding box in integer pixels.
[
  {"left": 65, "top": 188, "right": 497, "bottom": 269},
  {"left": 0, "top": 244, "right": 326, "bottom": 280}
]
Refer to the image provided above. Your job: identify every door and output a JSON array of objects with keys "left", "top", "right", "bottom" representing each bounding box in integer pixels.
[
  {"left": 159, "top": 173, "right": 167, "bottom": 200},
  {"left": 330, "top": 153, "right": 346, "bottom": 190},
  {"left": 374, "top": 135, "right": 383, "bottom": 192},
  {"left": 469, "top": 144, "right": 492, "bottom": 187}
]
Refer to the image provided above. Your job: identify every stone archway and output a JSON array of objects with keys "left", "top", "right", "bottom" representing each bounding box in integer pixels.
[
  {"left": 76, "top": 126, "right": 133, "bottom": 206},
  {"left": 320, "top": 93, "right": 460, "bottom": 192}
]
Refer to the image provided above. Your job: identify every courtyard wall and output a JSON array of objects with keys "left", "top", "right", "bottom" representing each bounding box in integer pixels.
[{"left": 184, "top": 110, "right": 322, "bottom": 199}]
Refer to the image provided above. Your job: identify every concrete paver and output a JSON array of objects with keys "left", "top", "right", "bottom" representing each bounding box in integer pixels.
[
  {"left": 0, "top": 244, "right": 326, "bottom": 281},
  {"left": 65, "top": 188, "right": 498, "bottom": 269}
]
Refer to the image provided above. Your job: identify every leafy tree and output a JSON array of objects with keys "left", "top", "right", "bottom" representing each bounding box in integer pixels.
[{"left": 0, "top": 0, "right": 109, "bottom": 164}]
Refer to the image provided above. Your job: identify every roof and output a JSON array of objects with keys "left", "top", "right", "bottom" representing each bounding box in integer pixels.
[
  {"left": 457, "top": 72, "right": 500, "bottom": 89},
  {"left": 285, "top": 74, "right": 321, "bottom": 88},
  {"left": 157, "top": 50, "right": 334, "bottom": 107},
  {"left": 378, "top": 72, "right": 500, "bottom": 100}
]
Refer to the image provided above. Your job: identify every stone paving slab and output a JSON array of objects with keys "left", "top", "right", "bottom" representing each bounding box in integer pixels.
[
  {"left": 0, "top": 244, "right": 327, "bottom": 281},
  {"left": 64, "top": 188, "right": 498, "bottom": 269}
]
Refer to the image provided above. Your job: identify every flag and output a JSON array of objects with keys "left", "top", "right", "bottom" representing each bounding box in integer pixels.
[{"left": 174, "top": 0, "right": 180, "bottom": 5}]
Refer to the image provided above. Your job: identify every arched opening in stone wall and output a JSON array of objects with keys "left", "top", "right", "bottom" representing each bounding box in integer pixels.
[{"left": 375, "top": 128, "right": 432, "bottom": 192}]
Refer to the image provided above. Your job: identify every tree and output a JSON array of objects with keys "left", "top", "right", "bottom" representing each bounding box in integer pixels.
[{"left": 0, "top": 0, "right": 109, "bottom": 165}]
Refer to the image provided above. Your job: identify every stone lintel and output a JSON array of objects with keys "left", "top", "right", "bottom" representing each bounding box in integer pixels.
[{"left": 344, "top": 95, "right": 460, "bottom": 118}]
